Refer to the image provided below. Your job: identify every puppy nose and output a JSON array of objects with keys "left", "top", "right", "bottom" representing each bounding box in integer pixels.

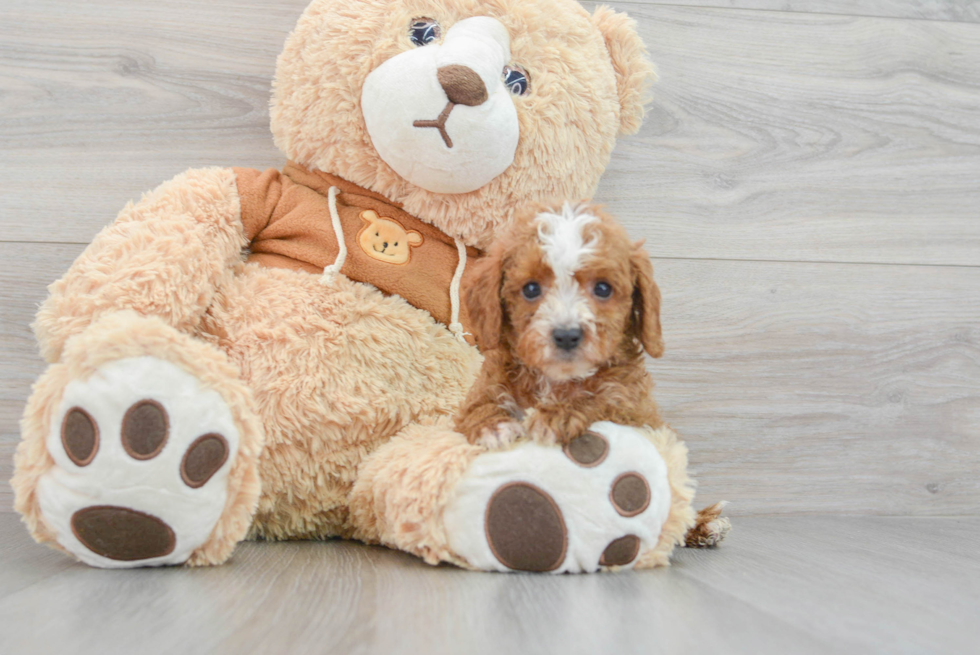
[
  {"left": 553, "top": 327, "right": 583, "bottom": 352},
  {"left": 437, "top": 65, "right": 489, "bottom": 106}
]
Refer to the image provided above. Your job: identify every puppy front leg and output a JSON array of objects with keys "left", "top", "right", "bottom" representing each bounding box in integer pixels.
[
  {"left": 455, "top": 400, "right": 525, "bottom": 449},
  {"left": 454, "top": 352, "right": 525, "bottom": 449},
  {"left": 524, "top": 405, "right": 592, "bottom": 447}
]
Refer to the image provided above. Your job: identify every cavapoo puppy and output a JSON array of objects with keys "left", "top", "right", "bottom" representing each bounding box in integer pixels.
[{"left": 456, "top": 202, "right": 665, "bottom": 448}]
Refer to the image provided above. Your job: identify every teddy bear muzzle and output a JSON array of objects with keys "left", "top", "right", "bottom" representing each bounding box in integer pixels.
[{"left": 362, "top": 16, "right": 520, "bottom": 195}]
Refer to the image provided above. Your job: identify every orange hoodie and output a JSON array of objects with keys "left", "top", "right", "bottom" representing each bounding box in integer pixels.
[{"left": 234, "top": 162, "right": 481, "bottom": 344}]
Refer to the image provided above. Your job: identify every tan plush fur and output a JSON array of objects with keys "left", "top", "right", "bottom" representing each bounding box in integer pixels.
[
  {"left": 203, "top": 265, "right": 481, "bottom": 540},
  {"left": 348, "top": 418, "right": 482, "bottom": 566},
  {"left": 591, "top": 6, "right": 655, "bottom": 136},
  {"left": 33, "top": 167, "right": 246, "bottom": 364},
  {"left": 272, "top": 0, "right": 654, "bottom": 250},
  {"left": 14, "top": 0, "right": 675, "bottom": 567},
  {"left": 635, "top": 425, "right": 696, "bottom": 569},
  {"left": 13, "top": 311, "right": 264, "bottom": 566}
]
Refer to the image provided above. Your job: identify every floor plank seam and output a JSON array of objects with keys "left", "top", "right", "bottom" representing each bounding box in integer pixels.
[
  {"left": 606, "top": 1, "right": 980, "bottom": 27},
  {"left": 4, "top": 240, "right": 978, "bottom": 271}
]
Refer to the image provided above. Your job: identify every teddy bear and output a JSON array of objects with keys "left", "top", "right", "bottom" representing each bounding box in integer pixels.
[{"left": 12, "top": 0, "right": 724, "bottom": 572}]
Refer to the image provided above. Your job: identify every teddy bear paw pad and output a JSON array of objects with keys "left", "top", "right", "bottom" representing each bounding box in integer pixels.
[
  {"left": 444, "top": 422, "right": 673, "bottom": 573},
  {"left": 36, "top": 356, "right": 239, "bottom": 568}
]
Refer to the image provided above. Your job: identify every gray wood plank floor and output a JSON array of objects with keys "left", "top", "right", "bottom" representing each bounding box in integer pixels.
[
  {"left": 629, "top": 0, "right": 980, "bottom": 23},
  {"left": 1, "top": 513, "right": 977, "bottom": 655}
]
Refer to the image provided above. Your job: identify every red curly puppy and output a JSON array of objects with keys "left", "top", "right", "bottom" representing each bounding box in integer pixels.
[{"left": 456, "top": 202, "right": 665, "bottom": 448}]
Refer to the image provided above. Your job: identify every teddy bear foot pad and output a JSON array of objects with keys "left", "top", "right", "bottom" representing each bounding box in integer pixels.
[
  {"left": 444, "top": 422, "right": 673, "bottom": 573},
  {"left": 36, "top": 356, "right": 240, "bottom": 568}
]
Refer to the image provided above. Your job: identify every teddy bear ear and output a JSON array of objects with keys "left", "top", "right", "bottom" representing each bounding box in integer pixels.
[
  {"left": 591, "top": 5, "right": 656, "bottom": 136},
  {"left": 360, "top": 210, "right": 379, "bottom": 224},
  {"left": 407, "top": 231, "right": 424, "bottom": 246}
]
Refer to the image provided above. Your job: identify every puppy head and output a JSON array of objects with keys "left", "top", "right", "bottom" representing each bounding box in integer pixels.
[{"left": 465, "top": 203, "right": 663, "bottom": 381}]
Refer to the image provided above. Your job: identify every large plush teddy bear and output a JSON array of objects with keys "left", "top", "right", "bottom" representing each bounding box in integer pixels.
[{"left": 13, "top": 0, "right": 720, "bottom": 573}]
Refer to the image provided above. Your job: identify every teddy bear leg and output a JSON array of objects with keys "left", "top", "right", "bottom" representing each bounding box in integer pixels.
[
  {"left": 350, "top": 421, "right": 696, "bottom": 573},
  {"left": 12, "top": 311, "right": 263, "bottom": 568}
]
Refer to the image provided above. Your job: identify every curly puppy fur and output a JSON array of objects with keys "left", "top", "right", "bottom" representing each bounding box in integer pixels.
[{"left": 455, "top": 203, "right": 664, "bottom": 447}]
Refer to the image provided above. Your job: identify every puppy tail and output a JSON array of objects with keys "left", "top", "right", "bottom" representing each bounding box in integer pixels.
[{"left": 683, "top": 501, "right": 731, "bottom": 548}]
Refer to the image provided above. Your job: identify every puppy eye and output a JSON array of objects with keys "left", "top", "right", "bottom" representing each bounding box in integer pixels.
[
  {"left": 409, "top": 18, "right": 442, "bottom": 47},
  {"left": 522, "top": 282, "right": 542, "bottom": 300},
  {"left": 593, "top": 281, "right": 613, "bottom": 299},
  {"left": 502, "top": 65, "right": 530, "bottom": 96}
]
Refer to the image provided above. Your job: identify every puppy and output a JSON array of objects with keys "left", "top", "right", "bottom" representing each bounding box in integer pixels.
[{"left": 456, "top": 202, "right": 665, "bottom": 448}]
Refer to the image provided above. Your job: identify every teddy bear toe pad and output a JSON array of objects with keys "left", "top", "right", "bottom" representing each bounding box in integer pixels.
[
  {"left": 37, "top": 356, "right": 239, "bottom": 568},
  {"left": 444, "top": 422, "right": 671, "bottom": 573}
]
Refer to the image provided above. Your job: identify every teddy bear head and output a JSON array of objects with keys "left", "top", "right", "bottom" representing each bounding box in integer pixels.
[{"left": 271, "top": 0, "right": 653, "bottom": 249}]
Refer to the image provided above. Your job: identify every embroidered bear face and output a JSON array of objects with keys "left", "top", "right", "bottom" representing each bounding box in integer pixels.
[{"left": 358, "top": 210, "right": 424, "bottom": 265}]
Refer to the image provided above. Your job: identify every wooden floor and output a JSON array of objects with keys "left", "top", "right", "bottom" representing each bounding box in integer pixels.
[
  {"left": 1, "top": 513, "right": 977, "bottom": 655},
  {"left": 1, "top": 1, "right": 978, "bottom": 653}
]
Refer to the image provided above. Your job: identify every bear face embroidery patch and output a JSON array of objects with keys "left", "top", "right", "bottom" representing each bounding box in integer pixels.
[{"left": 358, "top": 210, "right": 424, "bottom": 265}]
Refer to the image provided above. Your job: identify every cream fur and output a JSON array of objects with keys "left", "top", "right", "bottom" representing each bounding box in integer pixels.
[
  {"left": 203, "top": 266, "right": 482, "bottom": 541},
  {"left": 33, "top": 167, "right": 245, "bottom": 364},
  {"left": 349, "top": 418, "right": 482, "bottom": 567}
]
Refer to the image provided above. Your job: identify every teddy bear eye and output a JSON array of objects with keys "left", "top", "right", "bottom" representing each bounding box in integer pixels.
[
  {"left": 409, "top": 18, "right": 442, "bottom": 47},
  {"left": 502, "top": 65, "right": 530, "bottom": 96},
  {"left": 522, "top": 281, "right": 542, "bottom": 300}
]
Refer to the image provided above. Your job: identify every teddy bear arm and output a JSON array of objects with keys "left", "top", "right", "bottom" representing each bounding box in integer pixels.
[{"left": 34, "top": 167, "right": 250, "bottom": 363}]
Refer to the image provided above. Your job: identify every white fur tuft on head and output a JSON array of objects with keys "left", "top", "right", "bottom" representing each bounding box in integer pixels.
[{"left": 535, "top": 203, "right": 599, "bottom": 279}]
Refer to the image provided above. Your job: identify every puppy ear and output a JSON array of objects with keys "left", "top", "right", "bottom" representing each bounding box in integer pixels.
[
  {"left": 630, "top": 241, "right": 664, "bottom": 358},
  {"left": 592, "top": 6, "right": 655, "bottom": 136},
  {"left": 463, "top": 249, "right": 505, "bottom": 351}
]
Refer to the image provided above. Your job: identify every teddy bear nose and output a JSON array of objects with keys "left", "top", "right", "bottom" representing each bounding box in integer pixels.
[
  {"left": 383, "top": 242, "right": 388, "bottom": 249},
  {"left": 437, "top": 65, "right": 489, "bottom": 106}
]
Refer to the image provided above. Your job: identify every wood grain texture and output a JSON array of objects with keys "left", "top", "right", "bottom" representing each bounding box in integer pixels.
[
  {"left": 2, "top": 244, "right": 977, "bottom": 516},
  {"left": 624, "top": 0, "right": 980, "bottom": 23},
  {"left": 0, "top": 0, "right": 301, "bottom": 244},
  {"left": 597, "top": 3, "right": 980, "bottom": 266},
  {"left": 0, "top": 2, "right": 978, "bottom": 266},
  {"left": 0, "top": 513, "right": 977, "bottom": 655},
  {"left": 651, "top": 256, "right": 980, "bottom": 516}
]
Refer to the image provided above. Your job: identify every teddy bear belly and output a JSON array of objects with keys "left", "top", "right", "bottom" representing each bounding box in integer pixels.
[{"left": 200, "top": 263, "right": 482, "bottom": 540}]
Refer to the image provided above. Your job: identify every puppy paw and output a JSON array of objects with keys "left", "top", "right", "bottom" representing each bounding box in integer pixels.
[
  {"left": 523, "top": 408, "right": 557, "bottom": 446},
  {"left": 477, "top": 420, "right": 525, "bottom": 449}
]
